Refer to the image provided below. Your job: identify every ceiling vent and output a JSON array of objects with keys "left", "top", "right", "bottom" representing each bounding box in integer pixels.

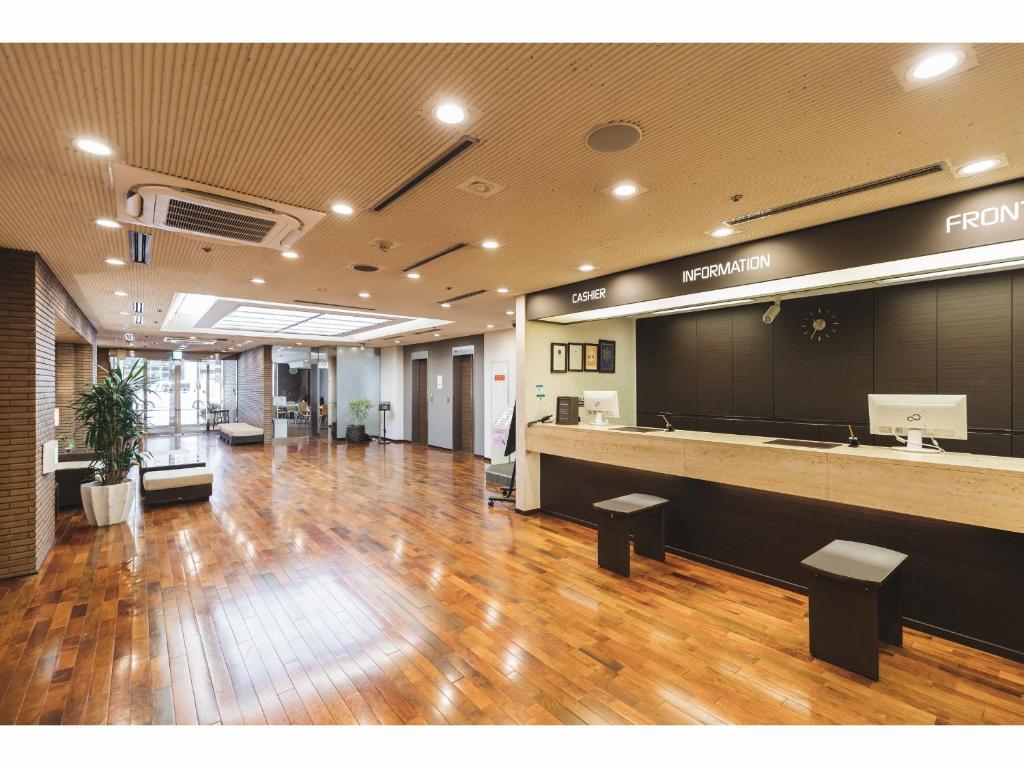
[
  {"left": 724, "top": 163, "right": 946, "bottom": 226},
  {"left": 440, "top": 289, "right": 487, "bottom": 304},
  {"left": 128, "top": 231, "right": 152, "bottom": 264},
  {"left": 113, "top": 164, "right": 325, "bottom": 248},
  {"left": 371, "top": 136, "right": 478, "bottom": 212},
  {"left": 403, "top": 243, "right": 467, "bottom": 272}
]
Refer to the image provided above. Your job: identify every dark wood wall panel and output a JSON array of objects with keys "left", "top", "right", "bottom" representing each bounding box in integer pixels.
[
  {"left": 662, "top": 314, "right": 697, "bottom": 415},
  {"left": 874, "top": 282, "right": 937, "bottom": 393},
  {"left": 540, "top": 455, "right": 1024, "bottom": 662},
  {"left": 773, "top": 291, "right": 874, "bottom": 424},
  {"left": 1014, "top": 273, "right": 1024, "bottom": 431},
  {"left": 696, "top": 310, "right": 733, "bottom": 416},
  {"left": 937, "top": 273, "right": 1012, "bottom": 430},
  {"left": 635, "top": 316, "right": 665, "bottom": 414},
  {"left": 731, "top": 305, "right": 773, "bottom": 418}
]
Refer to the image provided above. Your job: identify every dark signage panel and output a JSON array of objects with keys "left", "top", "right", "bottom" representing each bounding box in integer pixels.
[{"left": 526, "top": 177, "right": 1024, "bottom": 320}]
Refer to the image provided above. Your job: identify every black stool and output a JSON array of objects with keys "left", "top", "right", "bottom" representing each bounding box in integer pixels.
[
  {"left": 593, "top": 493, "right": 669, "bottom": 577},
  {"left": 801, "top": 539, "right": 907, "bottom": 681}
]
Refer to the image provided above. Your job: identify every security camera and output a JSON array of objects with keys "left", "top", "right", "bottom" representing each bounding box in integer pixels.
[{"left": 762, "top": 300, "right": 782, "bottom": 325}]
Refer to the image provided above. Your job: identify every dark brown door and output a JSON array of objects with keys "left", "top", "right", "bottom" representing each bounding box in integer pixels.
[
  {"left": 452, "top": 355, "right": 474, "bottom": 453},
  {"left": 411, "top": 359, "right": 428, "bottom": 443}
]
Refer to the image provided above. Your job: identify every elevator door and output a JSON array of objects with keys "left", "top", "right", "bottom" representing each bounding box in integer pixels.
[
  {"left": 452, "top": 354, "right": 474, "bottom": 453},
  {"left": 411, "top": 358, "right": 428, "bottom": 443}
]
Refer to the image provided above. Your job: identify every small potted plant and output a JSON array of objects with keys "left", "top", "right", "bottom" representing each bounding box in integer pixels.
[
  {"left": 73, "top": 361, "right": 150, "bottom": 526},
  {"left": 345, "top": 398, "right": 373, "bottom": 443}
]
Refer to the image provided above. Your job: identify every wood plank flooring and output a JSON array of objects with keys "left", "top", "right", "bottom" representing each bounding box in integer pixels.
[{"left": 0, "top": 434, "right": 1021, "bottom": 725}]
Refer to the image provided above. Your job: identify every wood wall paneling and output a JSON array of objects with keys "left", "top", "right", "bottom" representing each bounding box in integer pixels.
[
  {"left": 873, "top": 282, "right": 937, "bottom": 394},
  {"left": 696, "top": 310, "right": 733, "bottom": 416},
  {"left": 663, "top": 315, "right": 698, "bottom": 415},
  {"left": 1013, "top": 272, "right": 1024, "bottom": 431},
  {"left": 731, "top": 304, "right": 774, "bottom": 418}
]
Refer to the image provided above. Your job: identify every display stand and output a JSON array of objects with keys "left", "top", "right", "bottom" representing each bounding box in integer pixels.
[{"left": 377, "top": 401, "right": 391, "bottom": 445}]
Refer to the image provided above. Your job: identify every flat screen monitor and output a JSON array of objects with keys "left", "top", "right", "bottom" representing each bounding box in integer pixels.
[
  {"left": 583, "top": 390, "right": 619, "bottom": 426},
  {"left": 868, "top": 394, "right": 967, "bottom": 452}
]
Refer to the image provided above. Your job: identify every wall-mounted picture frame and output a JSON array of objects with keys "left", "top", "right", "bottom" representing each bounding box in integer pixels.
[
  {"left": 567, "top": 342, "right": 584, "bottom": 372},
  {"left": 550, "top": 342, "right": 568, "bottom": 373},
  {"left": 598, "top": 339, "right": 616, "bottom": 373},
  {"left": 584, "top": 343, "right": 599, "bottom": 372}
]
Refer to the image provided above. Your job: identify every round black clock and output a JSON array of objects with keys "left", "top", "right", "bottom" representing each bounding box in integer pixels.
[{"left": 801, "top": 307, "right": 839, "bottom": 341}]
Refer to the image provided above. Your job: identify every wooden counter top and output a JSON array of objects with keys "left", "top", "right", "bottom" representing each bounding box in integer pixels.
[{"left": 526, "top": 423, "right": 1024, "bottom": 534}]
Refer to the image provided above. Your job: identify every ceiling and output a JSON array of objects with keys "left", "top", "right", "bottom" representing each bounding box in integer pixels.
[{"left": 0, "top": 43, "right": 1022, "bottom": 352}]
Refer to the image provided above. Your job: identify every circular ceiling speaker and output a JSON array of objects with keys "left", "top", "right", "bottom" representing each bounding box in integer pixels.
[
  {"left": 586, "top": 122, "right": 643, "bottom": 153},
  {"left": 352, "top": 263, "right": 379, "bottom": 272}
]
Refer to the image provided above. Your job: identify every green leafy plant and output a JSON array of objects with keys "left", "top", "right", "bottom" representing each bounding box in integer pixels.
[
  {"left": 73, "top": 362, "right": 151, "bottom": 486},
  {"left": 347, "top": 398, "right": 373, "bottom": 425}
]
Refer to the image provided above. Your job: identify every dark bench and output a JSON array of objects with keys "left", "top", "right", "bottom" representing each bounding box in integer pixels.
[{"left": 593, "top": 493, "right": 669, "bottom": 577}]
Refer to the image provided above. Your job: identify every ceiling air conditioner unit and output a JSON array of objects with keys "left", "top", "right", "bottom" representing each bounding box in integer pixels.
[{"left": 114, "top": 164, "right": 325, "bottom": 249}]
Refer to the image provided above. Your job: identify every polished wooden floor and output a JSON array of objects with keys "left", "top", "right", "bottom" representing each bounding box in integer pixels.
[{"left": 1, "top": 435, "right": 1021, "bottom": 725}]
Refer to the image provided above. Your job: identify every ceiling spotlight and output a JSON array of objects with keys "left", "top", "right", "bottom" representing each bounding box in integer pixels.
[
  {"left": 578, "top": 264, "right": 596, "bottom": 272},
  {"left": 74, "top": 138, "right": 113, "bottom": 156},
  {"left": 956, "top": 157, "right": 1004, "bottom": 177},
  {"left": 281, "top": 251, "right": 299, "bottom": 259},
  {"left": 505, "top": 310, "right": 514, "bottom": 316},
  {"left": 113, "top": 290, "right": 128, "bottom": 297},
  {"left": 189, "top": 336, "right": 196, "bottom": 340},
  {"left": 710, "top": 226, "right": 737, "bottom": 238},
  {"left": 481, "top": 240, "right": 500, "bottom": 250},
  {"left": 486, "top": 324, "right": 495, "bottom": 329},
  {"left": 358, "top": 292, "right": 371, "bottom": 299},
  {"left": 394, "top": 340, "right": 400, "bottom": 344},
  {"left": 104, "top": 258, "right": 125, "bottom": 266},
  {"left": 908, "top": 49, "right": 965, "bottom": 81},
  {"left": 407, "top": 272, "right": 421, "bottom": 279},
  {"left": 433, "top": 102, "right": 466, "bottom": 125},
  {"left": 496, "top": 287, "right": 509, "bottom": 294},
  {"left": 440, "top": 302, "right": 452, "bottom": 309},
  {"left": 331, "top": 202, "right": 355, "bottom": 216},
  {"left": 118, "top": 311, "right": 130, "bottom": 315},
  {"left": 433, "top": 332, "right": 441, "bottom": 337},
  {"left": 250, "top": 277, "right": 266, "bottom": 284},
  {"left": 96, "top": 219, "right": 121, "bottom": 229},
  {"left": 612, "top": 182, "right": 639, "bottom": 198}
]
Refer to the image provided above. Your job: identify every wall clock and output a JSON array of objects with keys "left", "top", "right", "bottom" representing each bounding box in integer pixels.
[{"left": 800, "top": 307, "right": 839, "bottom": 341}]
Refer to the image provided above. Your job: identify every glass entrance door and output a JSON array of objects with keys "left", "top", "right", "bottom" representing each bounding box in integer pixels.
[
  {"left": 143, "top": 358, "right": 223, "bottom": 434},
  {"left": 146, "top": 360, "right": 176, "bottom": 432}
]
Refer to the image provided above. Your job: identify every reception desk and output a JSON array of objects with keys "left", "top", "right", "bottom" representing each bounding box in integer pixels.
[{"left": 525, "top": 423, "right": 1024, "bottom": 660}]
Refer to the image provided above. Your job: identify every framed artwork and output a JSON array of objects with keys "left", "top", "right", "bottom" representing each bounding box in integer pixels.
[
  {"left": 583, "top": 343, "right": 599, "bottom": 372},
  {"left": 550, "top": 342, "right": 568, "bottom": 373},
  {"left": 567, "top": 343, "right": 584, "bottom": 372},
  {"left": 598, "top": 339, "right": 616, "bottom": 373}
]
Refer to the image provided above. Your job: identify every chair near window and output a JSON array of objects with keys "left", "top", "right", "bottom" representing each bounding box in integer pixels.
[{"left": 296, "top": 401, "right": 311, "bottom": 424}]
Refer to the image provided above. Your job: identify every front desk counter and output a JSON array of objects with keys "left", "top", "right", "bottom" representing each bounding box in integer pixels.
[{"left": 525, "top": 423, "right": 1024, "bottom": 661}]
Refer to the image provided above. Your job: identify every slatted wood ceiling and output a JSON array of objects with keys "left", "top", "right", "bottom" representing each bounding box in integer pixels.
[{"left": 0, "top": 43, "right": 1022, "bottom": 351}]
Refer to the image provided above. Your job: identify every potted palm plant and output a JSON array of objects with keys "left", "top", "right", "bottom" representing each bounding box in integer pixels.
[
  {"left": 345, "top": 398, "right": 373, "bottom": 443},
  {"left": 73, "top": 361, "right": 150, "bottom": 526}
]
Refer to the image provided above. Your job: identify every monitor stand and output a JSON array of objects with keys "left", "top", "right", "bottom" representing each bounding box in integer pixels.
[
  {"left": 892, "top": 428, "right": 942, "bottom": 453},
  {"left": 591, "top": 410, "right": 609, "bottom": 426}
]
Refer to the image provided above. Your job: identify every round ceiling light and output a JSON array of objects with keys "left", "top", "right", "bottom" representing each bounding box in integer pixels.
[
  {"left": 578, "top": 264, "right": 596, "bottom": 272},
  {"left": 281, "top": 251, "right": 299, "bottom": 259},
  {"left": 486, "top": 324, "right": 495, "bottom": 329},
  {"left": 481, "top": 240, "right": 500, "bottom": 250},
  {"left": 113, "top": 290, "right": 128, "bottom": 297},
  {"left": 957, "top": 158, "right": 1001, "bottom": 176},
  {"left": 433, "top": 332, "right": 441, "bottom": 337},
  {"left": 440, "top": 302, "right": 452, "bottom": 309},
  {"left": 352, "top": 263, "right": 379, "bottom": 272},
  {"left": 104, "top": 258, "right": 125, "bottom": 266},
  {"left": 433, "top": 102, "right": 466, "bottom": 125},
  {"left": 74, "top": 138, "right": 113, "bottom": 156},
  {"left": 505, "top": 310, "right": 514, "bottom": 316},
  {"left": 407, "top": 272, "right": 421, "bottom": 280},
  {"left": 96, "top": 219, "right": 121, "bottom": 229},
  {"left": 496, "top": 287, "right": 509, "bottom": 294},
  {"left": 586, "top": 122, "right": 643, "bottom": 153},
  {"left": 358, "top": 292, "right": 370, "bottom": 299},
  {"left": 908, "top": 50, "right": 965, "bottom": 81},
  {"left": 250, "top": 277, "right": 266, "bottom": 284},
  {"left": 612, "top": 182, "right": 639, "bottom": 198},
  {"left": 331, "top": 202, "right": 355, "bottom": 215},
  {"left": 710, "top": 226, "right": 737, "bottom": 238}
]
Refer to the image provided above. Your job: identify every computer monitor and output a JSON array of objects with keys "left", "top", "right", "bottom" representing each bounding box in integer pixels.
[
  {"left": 868, "top": 394, "right": 967, "bottom": 453},
  {"left": 583, "top": 390, "right": 620, "bottom": 426}
]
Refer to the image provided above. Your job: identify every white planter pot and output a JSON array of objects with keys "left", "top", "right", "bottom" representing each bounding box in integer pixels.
[{"left": 81, "top": 480, "right": 136, "bottom": 526}]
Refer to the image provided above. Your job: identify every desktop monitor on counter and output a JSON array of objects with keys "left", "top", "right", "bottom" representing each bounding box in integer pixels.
[
  {"left": 583, "top": 390, "right": 619, "bottom": 426},
  {"left": 868, "top": 394, "right": 967, "bottom": 453}
]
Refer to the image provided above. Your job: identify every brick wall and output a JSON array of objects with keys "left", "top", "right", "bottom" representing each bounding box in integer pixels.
[
  {"left": 0, "top": 249, "right": 96, "bottom": 579},
  {"left": 236, "top": 346, "right": 272, "bottom": 435},
  {"left": 55, "top": 342, "right": 96, "bottom": 447}
]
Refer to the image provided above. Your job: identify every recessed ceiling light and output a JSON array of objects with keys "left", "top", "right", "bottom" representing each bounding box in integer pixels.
[
  {"left": 358, "top": 292, "right": 370, "bottom": 299},
  {"left": 496, "top": 287, "right": 509, "bottom": 294},
  {"left": 394, "top": 340, "right": 400, "bottom": 344},
  {"left": 96, "top": 219, "right": 121, "bottom": 229},
  {"left": 710, "top": 226, "right": 737, "bottom": 238},
  {"left": 486, "top": 324, "right": 495, "bottom": 329},
  {"left": 433, "top": 102, "right": 466, "bottom": 125},
  {"left": 612, "top": 182, "right": 639, "bottom": 198},
  {"left": 331, "top": 202, "right": 355, "bottom": 216},
  {"left": 74, "top": 138, "right": 113, "bottom": 156},
  {"left": 578, "top": 264, "right": 596, "bottom": 272},
  {"left": 481, "top": 240, "right": 500, "bottom": 250},
  {"left": 113, "top": 290, "right": 128, "bottom": 297},
  {"left": 250, "top": 277, "right": 266, "bottom": 284},
  {"left": 505, "top": 310, "right": 514, "bottom": 316},
  {"left": 433, "top": 332, "right": 441, "bottom": 337},
  {"left": 407, "top": 272, "right": 421, "bottom": 279},
  {"left": 189, "top": 336, "right": 196, "bottom": 340},
  {"left": 104, "top": 257, "right": 125, "bottom": 266},
  {"left": 118, "top": 311, "right": 130, "bottom": 315},
  {"left": 908, "top": 49, "right": 965, "bottom": 81},
  {"left": 281, "top": 251, "right": 299, "bottom": 259},
  {"left": 440, "top": 302, "right": 452, "bottom": 309},
  {"left": 956, "top": 157, "right": 1002, "bottom": 176}
]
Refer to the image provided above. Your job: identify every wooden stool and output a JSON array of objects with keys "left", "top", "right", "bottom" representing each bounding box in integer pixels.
[
  {"left": 801, "top": 539, "right": 907, "bottom": 681},
  {"left": 593, "top": 493, "right": 669, "bottom": 577}
]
